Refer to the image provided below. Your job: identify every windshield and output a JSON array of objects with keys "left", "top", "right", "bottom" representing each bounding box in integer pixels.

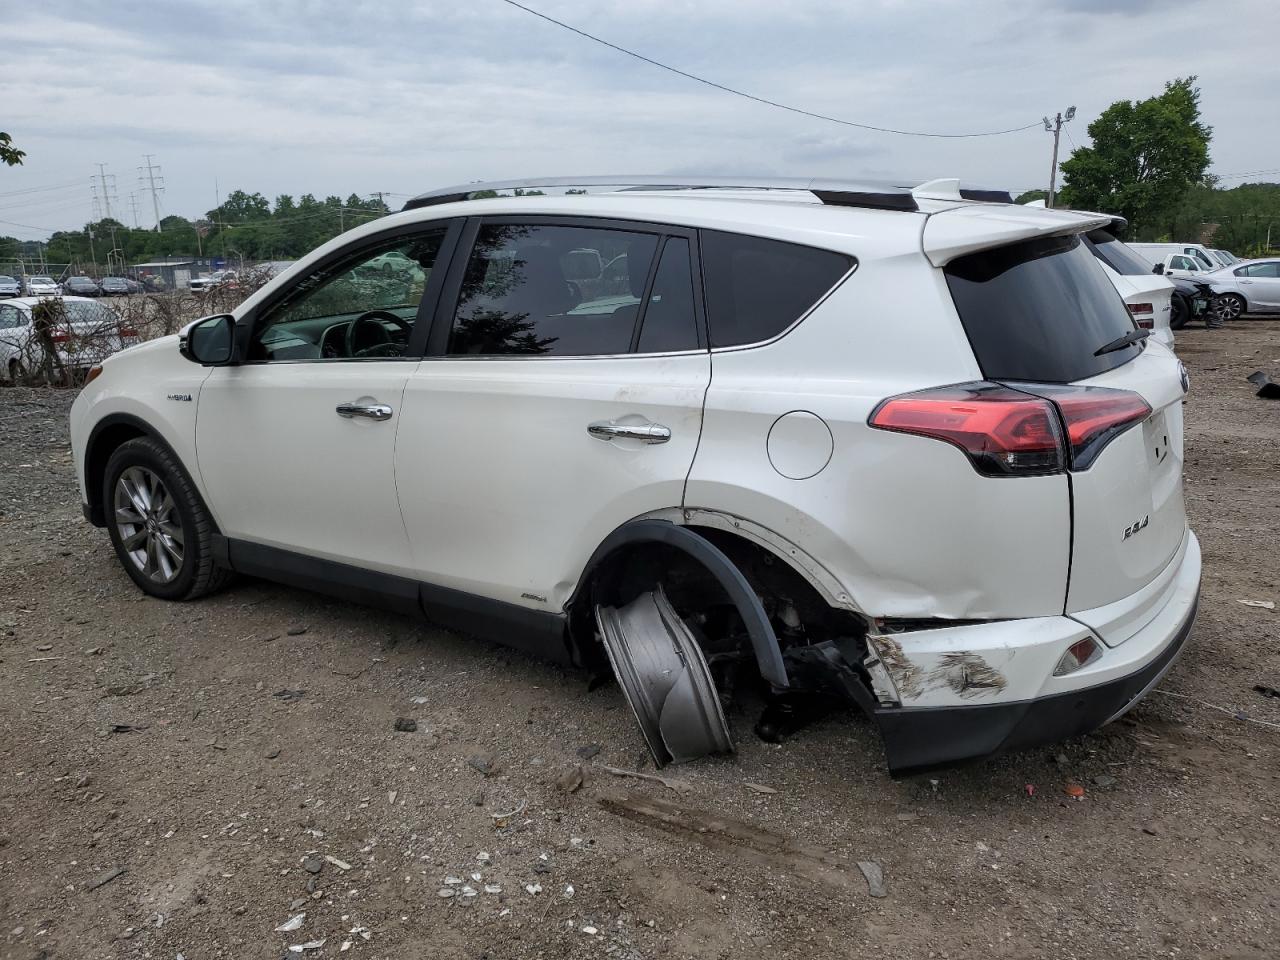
[
  {"left": 945, "top": 234, "right": 1140, "bottom": 384},
  {"left": 31, "top": 276, "right": 54, "bottom": 283},
  {"left": 0, "top": 276, "right": 14, "bottom": 283},
  {"left": 1084, "top": 231, "right": 1156, "bottom": 276}
]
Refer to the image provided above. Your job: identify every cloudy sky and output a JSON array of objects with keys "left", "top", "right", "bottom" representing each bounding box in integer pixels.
[{"left": 2, "top": 0, "right": 1277, "bottom": 240}]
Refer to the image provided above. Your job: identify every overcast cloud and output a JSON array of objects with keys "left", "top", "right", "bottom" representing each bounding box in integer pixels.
[{"left": 2, "top": 0, "right": 1277, "bottom": 239}]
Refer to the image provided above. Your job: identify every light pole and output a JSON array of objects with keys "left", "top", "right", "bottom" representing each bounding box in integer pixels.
[{"left": 1044, "top": 106, "right": 1076, "bottom": 209}]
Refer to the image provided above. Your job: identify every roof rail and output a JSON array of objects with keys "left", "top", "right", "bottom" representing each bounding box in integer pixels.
[{"left": 401, "top": 176, "right": 1015, "bottom": 213}]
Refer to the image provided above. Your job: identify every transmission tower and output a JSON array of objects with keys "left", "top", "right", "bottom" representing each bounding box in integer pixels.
[
  {"left": 94, "top": 163, "right": 118, "bottom": 220},
  {"left": 90, "top": 182, "right": 103, "bottom": 221},
  {"left": 140, "top": 154, "right": 165, "bottom": 231},
  {"left": 127, "top": 192, "right": 142, "bottom": 228}
]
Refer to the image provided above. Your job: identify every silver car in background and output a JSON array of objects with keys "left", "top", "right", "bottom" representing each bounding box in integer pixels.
[
  {"left": 1204, "top": 259, "right": 1280, "bottom": 319},
  {"left": 0, "top": 275, "right": 20, "bottom": 298}
]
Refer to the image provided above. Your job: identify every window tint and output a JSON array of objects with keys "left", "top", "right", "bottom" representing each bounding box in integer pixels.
[
  {"left": 251, "top": 229, "right": 445, "bottom": 362},
  {"left": 449, "top": 224, "right": 658, "bottom": 356},
  {"left": 700, "top": 231, "right": 852, "bottom": 348},
  {"left": 637, "top": 238, "right": 698, "bottom": 353},
  {"left": 945, "top": 234, "right": 1140, "bottom": 384},
  {"left": 1084, "top": 231, "right": 1157, "bottom": 276}
]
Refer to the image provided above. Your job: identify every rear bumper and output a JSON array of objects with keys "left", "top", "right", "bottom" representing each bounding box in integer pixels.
[{"left": 872, "top": 532, "right": 1200, "bottom": 776}]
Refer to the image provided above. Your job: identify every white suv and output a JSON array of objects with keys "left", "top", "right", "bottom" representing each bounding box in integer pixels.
[{"left": 69, "top": 176, "right": 1200, "bottom": 775}]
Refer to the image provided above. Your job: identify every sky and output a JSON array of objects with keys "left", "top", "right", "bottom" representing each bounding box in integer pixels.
[{"left": 2, "top": 0, "right": 1278, "bottom": 241}]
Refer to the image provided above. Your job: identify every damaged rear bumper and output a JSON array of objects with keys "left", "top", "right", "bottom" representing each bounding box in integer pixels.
[
  {"left": 874, "top": 592, "right": 1195, "bottom": 776},
  {"left": 869, "top": 531, "right": 1201, "bottom": 776}
]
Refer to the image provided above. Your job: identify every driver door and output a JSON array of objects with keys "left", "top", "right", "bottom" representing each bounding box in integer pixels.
[{"left": 195, "top": 221, "right": 458, "bottom": 578}]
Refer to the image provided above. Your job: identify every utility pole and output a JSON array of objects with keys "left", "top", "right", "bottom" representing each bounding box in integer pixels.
[
  {"left": 95, "top": 163, "right": 117, "bottom": 220},
  {"left": 1043, "top": 107, "right": 1076, "bottom": 209},
  {"left": 140, "top": 155, "right": 164, "bottom": 231}
]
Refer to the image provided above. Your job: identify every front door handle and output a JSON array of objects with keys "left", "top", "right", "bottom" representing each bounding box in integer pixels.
[
  {"left": 587, "top": 420, "right": 671, "bottom": 444},
  {"left": 336, "top": 401, "right": 393, "bottom": 421}
]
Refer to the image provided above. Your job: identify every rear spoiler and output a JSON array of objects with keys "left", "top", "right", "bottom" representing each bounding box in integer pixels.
[{"left": 922, "top": 205, "right": 1113, "bottom": 267}]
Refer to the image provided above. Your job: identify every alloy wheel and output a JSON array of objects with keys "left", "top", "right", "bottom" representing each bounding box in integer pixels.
[{"left": 113, "top": 466, "right": 184, "bottom": 583}]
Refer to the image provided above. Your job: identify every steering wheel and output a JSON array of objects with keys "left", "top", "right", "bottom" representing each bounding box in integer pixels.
[{"left": 345, "top": 310, "right": 412, "bottom": 358}]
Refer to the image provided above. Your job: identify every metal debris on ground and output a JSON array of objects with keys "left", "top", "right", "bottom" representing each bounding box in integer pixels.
[
  {"left": 392, "top": 717, "right": 417, "bottom": 733},
  {"left": 856, "top": 860, "right": 887, "bottom": 898},
  {"left": 1237, "top": 599, "right": 1275, "bottom": 610},
  {"left": 287, "top": 940, "right": 325, "bottom": 952},
  {"left": 274, "top": 914, "right": 305, "bottom": 933},
  {"left": 85, "top": 866, "right": 125, "bottom": 891},
  {"left": 1246, "top": 371, "right": 1280, "bottom": 398}
]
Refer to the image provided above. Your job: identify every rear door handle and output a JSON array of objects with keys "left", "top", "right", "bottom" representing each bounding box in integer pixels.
[
  {"left": 587, "top": 420, "right": 671, "bottom": 444},
  {"left": 336, "top": 401, "right": 393, "bottom": 421}
]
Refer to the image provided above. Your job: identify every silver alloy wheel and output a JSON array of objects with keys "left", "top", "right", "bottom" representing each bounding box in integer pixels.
[
  {"left": 1217, "top": 295, "right": 1244, "bottom": 320},
  {"left": 113, "top": 466, "right": 184, "bottom": 583}
]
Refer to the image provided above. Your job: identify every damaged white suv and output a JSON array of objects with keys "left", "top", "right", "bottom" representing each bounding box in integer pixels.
[{"left": 70, "top": 176, "right": 1200, "bottom": 775}]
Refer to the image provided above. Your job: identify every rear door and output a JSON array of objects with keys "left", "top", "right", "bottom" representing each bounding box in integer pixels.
[
  {"left": 942, "top": 231, "right": 1188, "bottom": 616},
  {"left": 395, "top": 217, "right": 710, "bottom": 611}
]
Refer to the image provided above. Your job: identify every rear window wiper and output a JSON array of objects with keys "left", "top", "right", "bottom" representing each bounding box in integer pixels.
[{"left": 1094, "top": 328, "right": 1150, "bottom": 357}]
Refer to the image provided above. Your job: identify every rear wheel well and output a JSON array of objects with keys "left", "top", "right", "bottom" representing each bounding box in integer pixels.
[{"left": 569, "top": 523, "right": 869, "bottom": 687}]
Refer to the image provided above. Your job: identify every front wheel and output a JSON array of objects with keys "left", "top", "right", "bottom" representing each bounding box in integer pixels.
[
  {"left": 103, "top": 437, "right": 232, "bottom": 600},
  {"left": 1215, "top": 293, "right": 1245, "bottom": 322}
]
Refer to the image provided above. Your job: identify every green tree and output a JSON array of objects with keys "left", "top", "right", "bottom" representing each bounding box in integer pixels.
[
  {"left": 0, "top": 132, "right": 24, "bottom": 166},
  {"left": 1058, "top": 77, "right": 1212, "bottom": 233},
  {"left": 1014, "top": 189, "right": 1047, "bottom": 205}
]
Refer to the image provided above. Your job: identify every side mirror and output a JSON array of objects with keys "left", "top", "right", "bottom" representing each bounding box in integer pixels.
[
  {"left": 1152, "top": 263, "right": 1164, "bottom": 275},
  {"left": 179, "top": 314, "right": 237, "bottom": 365}
]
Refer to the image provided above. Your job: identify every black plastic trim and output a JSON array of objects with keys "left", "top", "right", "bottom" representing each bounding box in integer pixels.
[
  {"left": 811, "top": 190, "right": 918, "bottom": 212},
  {"left": 958, "top": 188, "right": 1014, "bottom": 204},
  {"left": 874, "top": 590, "right": 1198, "bottom": 777},
  {"left": 221, "top": 539, "right": 573, "bottom": 665},
  {"left": 81, "top": 413, "right": 184, "bottom": 527},
  {"left": 571, "top": 519, "right": 789, "bottom": 688}
]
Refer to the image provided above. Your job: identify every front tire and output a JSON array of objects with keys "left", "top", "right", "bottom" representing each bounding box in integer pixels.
[
  {"left": 1216, "top": 293, "right": 1245, "bottom": 322},
  {"left": 103, "top": 437, "right": 232, "bottom": 600}
]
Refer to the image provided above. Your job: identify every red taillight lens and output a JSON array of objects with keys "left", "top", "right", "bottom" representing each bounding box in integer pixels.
[
  {"left": 869, "top": 383, "right": 1064, "bottom": 476},
  {"left": 1134, "top": 318, "right": 1154, "bottom": 329},
  {"left": 1127, "top": 302, "right": 1153, "bottom": 314},
  {"left": 1044, "top": 387, "right": 1151, "bottom": 470},
  {"left": 118, "top": 325, "right": 138, "bottom": 338},
  {"left": 51, "top": 330, "right": 70, "bottom": 343}
]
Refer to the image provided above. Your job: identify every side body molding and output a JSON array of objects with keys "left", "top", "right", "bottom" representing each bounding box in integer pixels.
[{"left": 573, "top": 519, "right": 789, "bottom": 689}]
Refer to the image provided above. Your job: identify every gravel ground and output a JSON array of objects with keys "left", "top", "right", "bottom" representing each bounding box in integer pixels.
[{"left": 1, "top": 319, "right": 1278, "bottom": 960}]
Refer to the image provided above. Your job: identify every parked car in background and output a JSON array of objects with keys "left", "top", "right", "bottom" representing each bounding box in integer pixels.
[
  {"left": 1082, "top": 224, "right": 1176, "bottom": 347},
  {"left": 1129, "top": 242, "right": 1218, "bottom": 272},
  {"left": 1167, "top": 275, "right": 1216, "bottom": 328},
  {"left": 63, "top": 276, "right": 102, "bottom": 297},
  {"left": 1209, "top": 248, "right": 1239, "bottom": 267},
  {"left": 1204, "top": 258, "right": 1280, "bottom": 319},
  {"left": 125, "top": 278, "right": 144, "bottom": 294},
  {"left": 1153, "top": 253, "right": 1210, "bottom": 281},
  {"left": 0, "top": 275, "right": 20, "bottom": 298},
  {"left": 0, "top": 296, "right": 139, "bottom": 381},
  {"left": 23, "top": 275, "right": 61, "bottom": 297},
  {"left": 69, "top": 175, "right": 1199, "bottom": 776},
  {"left": 189, "top": 270, "right": 236, "bottom": 293},
  {"left": 99, "top": 277, "right": 130, "bottom": 296}
]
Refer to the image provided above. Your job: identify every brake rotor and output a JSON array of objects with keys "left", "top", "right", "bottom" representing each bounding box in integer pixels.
[{"left": 595, "top": 586, "right": 733, "bottom": 766}]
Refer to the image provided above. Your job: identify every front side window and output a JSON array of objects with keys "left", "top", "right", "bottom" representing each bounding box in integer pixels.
[
  {"left": 250, "top": 229, "right": 446, "bottom": 361},
  {"left": 448, "top": 224, "right": 660, "bottom": 356}
]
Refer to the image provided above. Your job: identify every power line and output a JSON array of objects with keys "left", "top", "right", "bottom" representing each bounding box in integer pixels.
[
  {"left": 495, "top": 0, "right": 1042, "bottom": 139},
  {"left": 0, "top": 180, "right": 84, "bottom": 199}
]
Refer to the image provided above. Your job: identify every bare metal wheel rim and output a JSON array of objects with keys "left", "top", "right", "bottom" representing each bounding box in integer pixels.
[{"left": 113, "top": 466, "right": 184, "bottom": 584}]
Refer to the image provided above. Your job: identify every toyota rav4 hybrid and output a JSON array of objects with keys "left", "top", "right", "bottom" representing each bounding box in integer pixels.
[{"left": 69, "top": 176, "right": 1200, "bottom": 775}]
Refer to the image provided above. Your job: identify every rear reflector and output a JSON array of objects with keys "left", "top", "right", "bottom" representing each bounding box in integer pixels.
[
  {"left": 869, "top": 383, "right": 1064, "bottom": 476},
  {"left": 1134, "top": 318, "right": 1154, "bottom": 329},
  {"left": 871, "top": 382, "right": 1152, "bottom": 476},
  {"left": 1053, "top": 636, "right": 1102, "bottom": 676}
]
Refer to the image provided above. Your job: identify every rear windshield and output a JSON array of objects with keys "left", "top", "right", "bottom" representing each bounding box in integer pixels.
[
  {"left": 1084, "top": 231, "right": 1156, "bottom": 276},
  {"left": 945, "top": 234, "right": 1140, "bottom": 384}
]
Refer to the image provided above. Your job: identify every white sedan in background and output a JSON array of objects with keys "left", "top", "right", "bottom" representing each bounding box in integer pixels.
[
  {"left": 0, "top": 297, "right": 138, "bottom": 381},
  {"left": 1204, "top": 259, "right": 1280, "bottom": 319}
]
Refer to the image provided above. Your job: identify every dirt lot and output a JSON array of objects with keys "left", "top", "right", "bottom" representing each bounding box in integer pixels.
[{"left": 1, "top": 319, "right": 1278, "bottom": 960}]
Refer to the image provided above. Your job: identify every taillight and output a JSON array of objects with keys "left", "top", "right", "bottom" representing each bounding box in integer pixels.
[
  {"left": 1034, "top": 386, "right": 1152, "bottom": 470},
  {"left": 869, "top": 383, "right": 1064, "bottom": 476},
  {"left": 118, "top": 325, "right": 138, "bottom": 338},
  {"left": 51, "top": 330, "right": 70, "bottom": 344},
  {"left": 1126, "top": 302, "right": 1154, "bottom": 329},
  {"left": 871, "top": 382, "right": 1152, "bottom": 476},
  {"left": 1127, "top": 302, "right": 1153, "bottom": 315}
]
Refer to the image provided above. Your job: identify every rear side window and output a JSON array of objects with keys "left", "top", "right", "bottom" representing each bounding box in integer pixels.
[
  {"left": 637, "top": 238, "right": 698, "bottom": 353},
  {"left": 945, "top": 234, "right": 1139, "bottom": 384},
  {"left": 1244, "top": 262, "right": 1280, "bottom": 278},
  {"left": 700, "top": 231, "right": 852, "bottom": 348},
  {"left": 1084, "top": 231, "right": 1156, "bottom": 276},
  {"left": 449, "top": 224, "right": 659, "bottom": 356}
]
